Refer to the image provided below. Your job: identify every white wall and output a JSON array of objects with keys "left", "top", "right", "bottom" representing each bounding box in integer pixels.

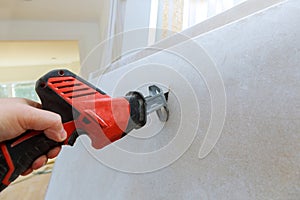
[{"left": 46, "top": 1, "right": 300, "bottom": 199}]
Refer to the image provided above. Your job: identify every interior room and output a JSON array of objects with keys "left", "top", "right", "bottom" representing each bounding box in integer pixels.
[{"left": 0, "top": 0, "right": 299, "bottom": 199}]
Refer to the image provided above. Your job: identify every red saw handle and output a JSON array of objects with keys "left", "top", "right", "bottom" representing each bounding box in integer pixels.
[{"left": 0, "top": 130, "right": 62, "bottom": 191}]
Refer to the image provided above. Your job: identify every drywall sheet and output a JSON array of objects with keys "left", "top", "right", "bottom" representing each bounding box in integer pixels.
[{"left": 46, "top": 1, "right": 300, "bottom": 199}]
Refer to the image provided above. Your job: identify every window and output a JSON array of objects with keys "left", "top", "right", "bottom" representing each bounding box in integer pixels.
[
  {"left": 0, "top": 81, "right": 39, "bottom": 102},
  {"left": 185, "top": 0, "right": 247, "bottom": 28},
  {"left": 0, "top": 40, "right": 80, "bottom": 102},
  {"left": 149, "top": 0, "right": 247, "bottom": 43},
  {"left": 13, "top": 82, "right": 39, "bottom": 101},
  {"left": 0, "top": 84, "right": 9, "bottom": 98}
]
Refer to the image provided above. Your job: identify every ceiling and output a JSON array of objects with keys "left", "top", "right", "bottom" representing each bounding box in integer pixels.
[
  {"left": 0, "top": 0, "right": 106, "bottom": 22},
  {"left": 0, "top": 40, "right": 80, "bottom": 82},
  {"left": 0, "top": 1, "right": 106, "bottom": 68},
  {"left": 0, "top": 41, "right": 80, "bottom": 67},
  {"left": 0, "top": 1, "right": 106, "bottom": 81}
]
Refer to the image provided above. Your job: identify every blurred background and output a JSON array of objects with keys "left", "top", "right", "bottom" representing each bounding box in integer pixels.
[{"left": 0, "top": 0, "right": 246, "bottom": 101}]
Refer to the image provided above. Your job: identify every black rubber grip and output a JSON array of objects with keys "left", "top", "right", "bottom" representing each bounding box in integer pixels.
[{"left": 0, "top": 131, "right": 61, "bottom": 192}]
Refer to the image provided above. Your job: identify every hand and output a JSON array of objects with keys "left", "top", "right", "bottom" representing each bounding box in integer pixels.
[{"left": 0, "top": 98, "right": 67, "bottom": 175}]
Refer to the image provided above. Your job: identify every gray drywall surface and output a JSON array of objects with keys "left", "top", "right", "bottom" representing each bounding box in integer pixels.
[{"left": 46, "top": 1, "right": 300, "bottom": 199}]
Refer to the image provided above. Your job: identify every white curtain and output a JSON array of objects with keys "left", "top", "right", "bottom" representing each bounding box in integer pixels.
[
  {"left": 155, "top": 0, "right": 247, "bottom": 40},
  {"left": 100, "top": 0, "right": 127, "bottom": 67},
  {"left": 104, "top": 0, "right": 247, "bottom": 61},
  {"left": 155, "top": 0, "right": 185, "bottom": 41},
  {"left": 183, "top": 0, "right": 246, "bottom": 29},
  {"left": 111, "top": 0, "right": 127, "bottom": 62}
]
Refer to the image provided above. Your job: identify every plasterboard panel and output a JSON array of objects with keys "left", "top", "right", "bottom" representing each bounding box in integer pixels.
[{"left": 46, "top": 1, "right": 300, "bottom": 199}]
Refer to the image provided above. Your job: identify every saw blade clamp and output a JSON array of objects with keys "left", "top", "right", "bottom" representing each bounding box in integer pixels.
[{"left": 145, "top": 85, "right": 169, "bottom": 122}]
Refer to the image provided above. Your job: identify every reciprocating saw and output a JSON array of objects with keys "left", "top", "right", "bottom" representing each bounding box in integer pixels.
[{"left": 0, "top": 69, "right": 169, "bottom": 191}]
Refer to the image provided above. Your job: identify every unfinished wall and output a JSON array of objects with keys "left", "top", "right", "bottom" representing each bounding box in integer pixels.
[{"left": 47, "top": 1, "right": 299, "bottom": 199}]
